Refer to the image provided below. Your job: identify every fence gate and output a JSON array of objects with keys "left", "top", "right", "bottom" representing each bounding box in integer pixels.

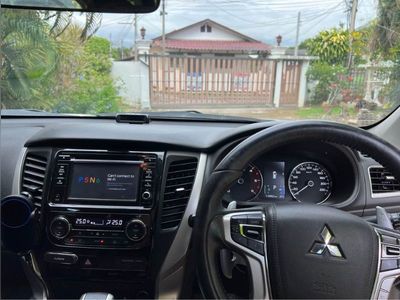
[
  {"left": 279, "top": 60, "right": 302, "bottom": 106},
  {"left": 149, "top": 55, "right": 276, "bottom": 108}
]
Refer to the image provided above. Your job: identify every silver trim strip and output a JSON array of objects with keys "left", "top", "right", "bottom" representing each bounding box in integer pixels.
[
  {"left": 48, "top": 203, "right": 151, "bottom": 210},
  {"left": 69, "top": 159, "right": 144, "bottom": 164},
  {"left": 156, "top": 153, "right": 207, "bottom": 300},
  {"left": 368, "top": 165, "right": 400, "bottom": 199},
  {"left": 21, "top": 254, "right": 48, "bottom": 300},
  {"left": 12, "top": 147, "right": 27, "bottom": 194}
]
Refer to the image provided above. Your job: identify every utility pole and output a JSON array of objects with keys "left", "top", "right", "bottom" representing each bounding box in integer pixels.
[
  {"left": 134, "top": 14, "right": 138, "bottom": 61},
  {"left": 161, "top": 0, "right": 166, "bottom": 55},
  {"left": 120, "top": 40, "right": 123, "bottom": 60},
  {"left": 119, "top": 17, "right": 136, "bottom": 60},
  {"left": 294, "top": 11, "right": 301, "bottom": 56},
  {"left": 109, "top": 33, "right": 112, "bottom": 58},
  {"left": 347, "top": 0, "right": 358, "bottom": 68}
]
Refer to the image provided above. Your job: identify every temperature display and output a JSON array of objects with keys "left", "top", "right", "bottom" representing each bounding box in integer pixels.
[{"left": 74, "top": 217, "right": 124, "bottom": 227}]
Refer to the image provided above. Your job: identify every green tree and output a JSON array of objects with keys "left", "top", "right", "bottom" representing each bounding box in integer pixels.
[
  {"left": 304, "top": 28, "right": 350, "bottom": 65},
  {"left": 0, "top": 9, "right": 58, "bottom": 108},
  {"left": 370, "top": 0, "right": 400, "bottom": 107},
  {"left": 1, "top": 9, "right": 122, "bottom": 113},
  {"left": 371, "top": 0, "right": 400, "bottom": 59},
  {"left": 302, "top": 27, "right": 368, "bottom": 65},
  {"left": 53, "top": 36, "right": 123, "bottom": 114},
  {"left": 111, "top": 47, "right": 132, "bottom": 60}
]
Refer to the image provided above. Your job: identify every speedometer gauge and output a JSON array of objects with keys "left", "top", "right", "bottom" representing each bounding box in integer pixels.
[
  {"left": 226, "top": 164, "right": 263, "bottom": 201},
  {"left": 288, "top": 162, "right": 332, "bottom": 204}
]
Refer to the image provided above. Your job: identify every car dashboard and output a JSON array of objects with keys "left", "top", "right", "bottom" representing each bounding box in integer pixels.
[{"left": 1, "top": 116, "right": 400, "bottom": 299}]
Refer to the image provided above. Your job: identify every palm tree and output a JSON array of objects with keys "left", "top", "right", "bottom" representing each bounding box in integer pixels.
[
  {"left": 0, "top": 9, "right": 58, "bottom": 108},
  {"left": 43, "top": 11, "right": 102, "bottom": 40},
  {"left": 0, "top": 8, "right": 102, "bottom": 109}
]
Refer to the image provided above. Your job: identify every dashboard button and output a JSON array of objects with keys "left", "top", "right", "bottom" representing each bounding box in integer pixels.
[
  {"left": 142, "top": 191, "right": 152, "bottom": 200},
  {"left": 53, "top": 192, "right": 64, "bottom": 203},
  {"left": 44, "top": 252, "right": 78, "bottom": 265},
  {"left": 125, "top": 219, "right": 147, "bottom": 241},
  {"left": 50, "top": 216, "right": 70, "bottom": 239},
  {"left": 81, "top": 257, "right": 96, "bottom": 268}
]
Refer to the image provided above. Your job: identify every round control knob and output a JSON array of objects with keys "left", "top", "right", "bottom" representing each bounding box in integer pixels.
[
  {"left": 49, "top": 216, "right": 70, "bottom": 239},
  {"left": 125, "top": 219, "right": 147, "bottom": 242},
  {"left": 142, "top": 191, "right": 151, "bottom": 200}
]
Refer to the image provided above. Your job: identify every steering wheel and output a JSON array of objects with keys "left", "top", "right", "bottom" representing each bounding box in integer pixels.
[{"left": 194, "top": 121, "right": 400, "bottom": 299}]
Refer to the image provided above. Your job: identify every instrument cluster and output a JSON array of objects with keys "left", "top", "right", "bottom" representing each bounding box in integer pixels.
[{"left": 224, "top": 142, "right": 357, "bottom": 205}]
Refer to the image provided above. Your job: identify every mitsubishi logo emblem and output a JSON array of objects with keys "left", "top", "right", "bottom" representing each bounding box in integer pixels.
[{"left": 309, "top": 226, "right": 344, "bottom": 258}]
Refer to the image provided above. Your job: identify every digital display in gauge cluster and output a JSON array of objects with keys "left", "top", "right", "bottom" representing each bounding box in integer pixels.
[{"left": 263, "top": 162, "right": 285, "bottom": 199}]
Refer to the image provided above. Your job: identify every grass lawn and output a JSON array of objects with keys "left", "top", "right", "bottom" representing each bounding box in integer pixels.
[{"left": 296, "top": 106, "right": 357, "bottom": 119}]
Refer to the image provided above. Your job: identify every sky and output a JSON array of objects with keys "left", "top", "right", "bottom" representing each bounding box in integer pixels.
[{"left": 83, "top": 0, "right": 378, "bottom": 48}]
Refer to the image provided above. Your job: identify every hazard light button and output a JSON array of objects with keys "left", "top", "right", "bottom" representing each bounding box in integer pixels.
[{"left": 81, "top": 257, "right": 96, "bottom": 268}]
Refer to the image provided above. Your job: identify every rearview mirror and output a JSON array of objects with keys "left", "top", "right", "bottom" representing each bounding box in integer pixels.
[{"left": 0, "top": 0, "right": 161, "bottom": 13}]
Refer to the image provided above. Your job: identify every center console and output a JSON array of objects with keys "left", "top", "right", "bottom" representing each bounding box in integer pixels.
[{"left": 39, "top": 150, "right": 163, "bottom": 298}]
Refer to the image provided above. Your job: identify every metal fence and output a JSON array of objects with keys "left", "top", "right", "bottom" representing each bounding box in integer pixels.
[{"left": 149, "top": 55, "right": 297, "bottom": 108}]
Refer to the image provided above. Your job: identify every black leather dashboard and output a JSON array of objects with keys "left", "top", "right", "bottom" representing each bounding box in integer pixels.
[{"left": 1, "top": 116, "right": 399, "bottom": 215}]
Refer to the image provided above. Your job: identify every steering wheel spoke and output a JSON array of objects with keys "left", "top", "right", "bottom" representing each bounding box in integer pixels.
[
  {"left": 371, "top": 226, "right": 400, "bottom": 299},
  {"left": 217, "top": 210, "right": 271, "bottom": 299}
]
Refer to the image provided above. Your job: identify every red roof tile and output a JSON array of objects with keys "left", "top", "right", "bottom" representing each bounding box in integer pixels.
[{"left": 152, "top": 39, "right": 271, "bottom": 52}]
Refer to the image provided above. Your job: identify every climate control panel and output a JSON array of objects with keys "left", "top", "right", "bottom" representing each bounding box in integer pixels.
[{"left": 47, "top": 213, "right": 151, "bottom": 249}]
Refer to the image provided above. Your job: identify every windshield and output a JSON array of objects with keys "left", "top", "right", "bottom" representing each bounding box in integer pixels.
[{"left": 1, "top": 0, "right": 399, "bottom": 126}]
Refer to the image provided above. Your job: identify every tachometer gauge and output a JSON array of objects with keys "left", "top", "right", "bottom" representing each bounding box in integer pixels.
[
  {"left": 288, "top": 162, "right": 332, "bottom": 204},
  {"left": 226, "top": 164, "right": 263, "bottom": 201}
]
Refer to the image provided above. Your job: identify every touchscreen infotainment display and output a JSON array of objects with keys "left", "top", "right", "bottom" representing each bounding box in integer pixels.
[{"left": 68, "top": 163, "right": 140, "bottom": 202}]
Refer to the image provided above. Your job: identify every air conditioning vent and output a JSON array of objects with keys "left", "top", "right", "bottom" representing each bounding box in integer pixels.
[
  {"left": 161, "top": 158, "right": 198, "bottom": 229},
  {"left": 369, "top": 166, "right": 400, "bottom": 195},
  {"left": 21, "top": 154, "right": 48, "bottom": 207}
]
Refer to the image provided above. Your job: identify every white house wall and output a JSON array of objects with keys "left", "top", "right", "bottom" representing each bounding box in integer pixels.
[
  {"left": 111, "top": 60, "right": 150, "bottom": 109},
  {"left": 168, "top": 24, "right": 245, "bottom": 41}
]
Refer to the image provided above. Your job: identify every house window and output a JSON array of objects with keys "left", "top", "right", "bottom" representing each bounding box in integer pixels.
[{"left": 201, "top": 24, "right": 212, "bottom": 33}]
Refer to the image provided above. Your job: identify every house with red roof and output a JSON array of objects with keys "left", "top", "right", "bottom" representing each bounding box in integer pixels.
[{"left": 151, "top": 19, "right": 272, "bottom": 57}]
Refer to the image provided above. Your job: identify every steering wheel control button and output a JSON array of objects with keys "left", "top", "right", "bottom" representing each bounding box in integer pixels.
[
  {"left": 50, "top": 216, "right": 70, "bottom": 239},
  {"left": 246, "top": 213, "right": 263, "bottom": 226},
  {"left": 44, "top": 252, "right": 78, "bottom": 265},
  {"left": 231, "top": 215, "right": 247, "bottom": 224},
  {"left": 241, "top": 225, "right": 263, "bottom": 241},
  {"left": 231, "top": 232, "right": 248, "bottom": 247},
  {"left": 230, "top": 214, "right": 265, "bottom": 254},
  {"left": 381, "top": 235, "right": 398, "bottom": 245},
  {"left": 247, "top": 239, "right": 264, "bottom": 255},
  {"left": 125, "top": 219, "right": 147, "bottom": 241},
  {"left": 380, "top": 259, "right": 399, "bottom": 272},
  {"left": 384, "top": 245, "right": 400, "bottom": 257}
]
